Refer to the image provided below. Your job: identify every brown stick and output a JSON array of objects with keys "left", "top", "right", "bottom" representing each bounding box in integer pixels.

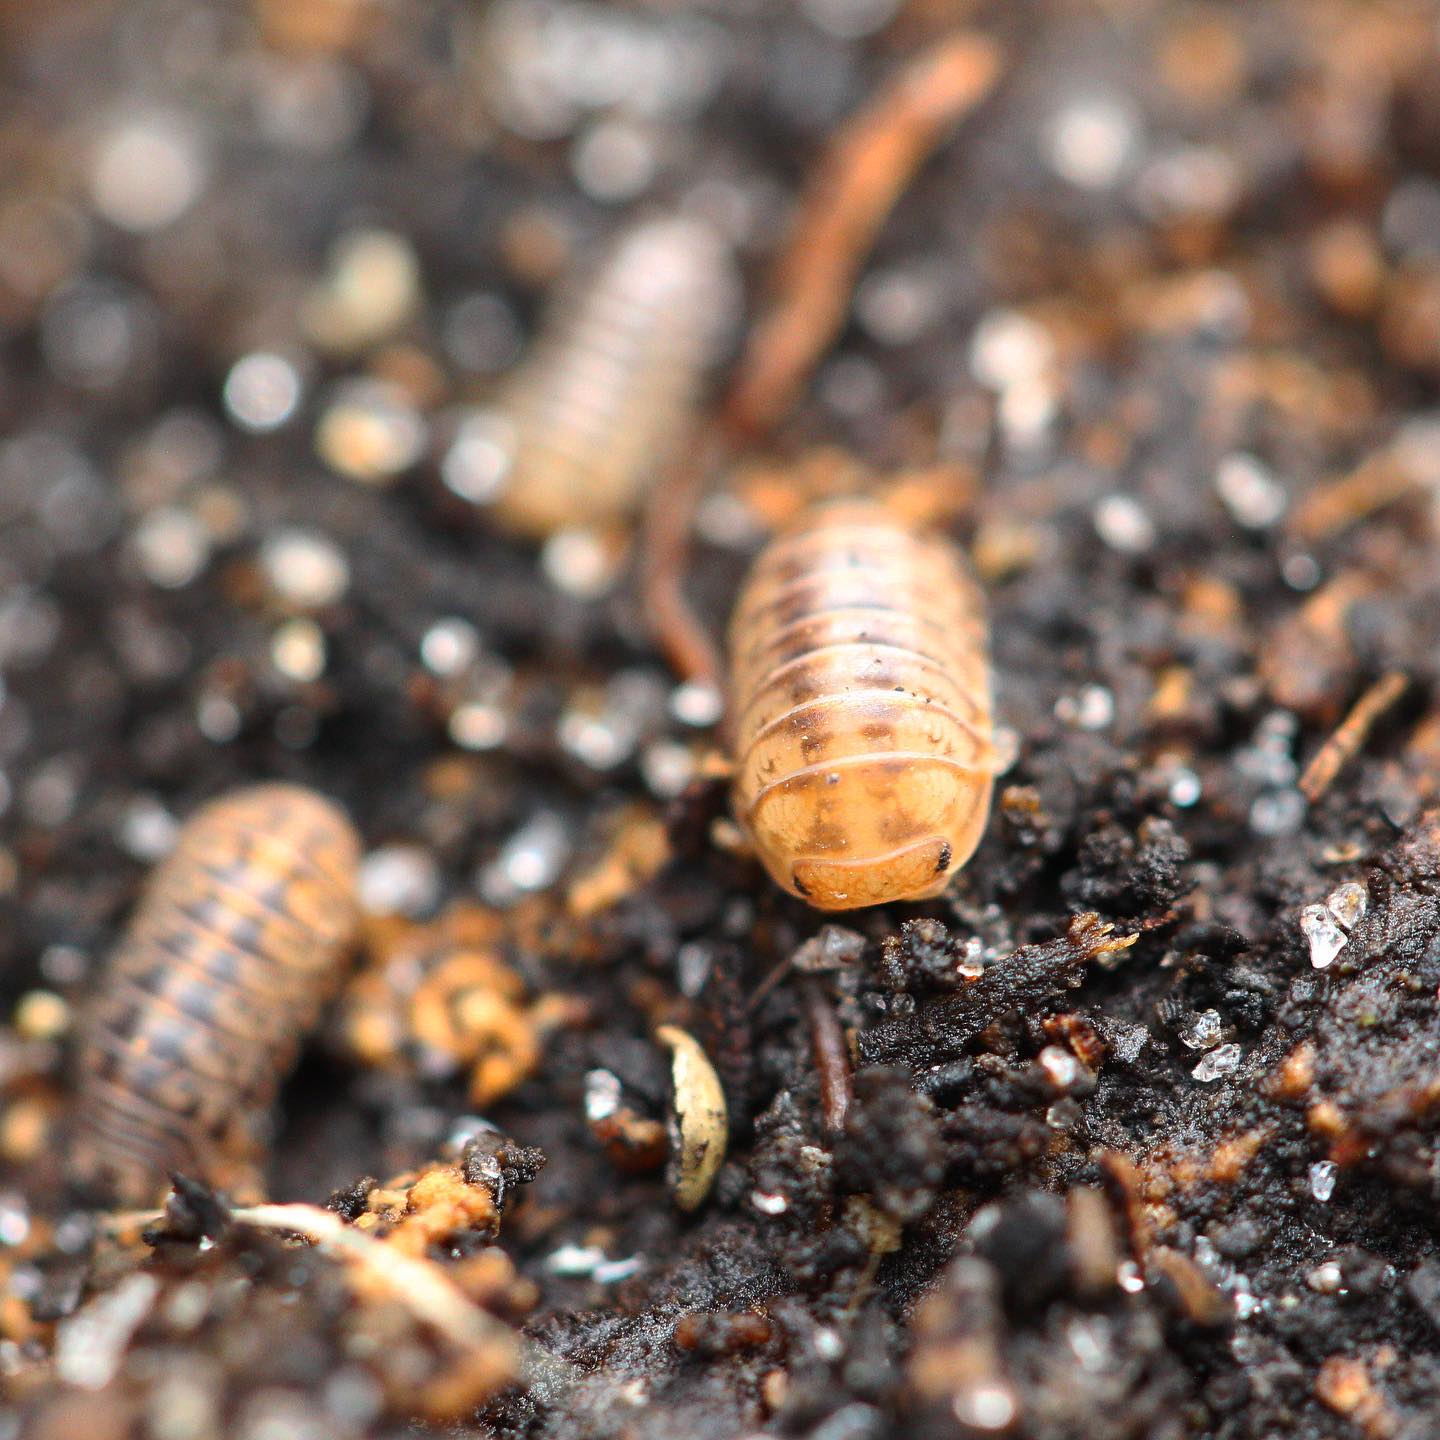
[
  {"left": 803, "top": 978, "right": 852, "bottom": 1138},
  {"left": 1290, "top": 454, "right": 1416, "bottom": 543},
  {"left": 639, "top": 423, "right": 728, "bottom": 702},
  {"left": 720, "top": 32, "right": 1004, "bottom": 444},
  {"left": 1298, "top": 670, "right": 1409, "bottom": 803}
]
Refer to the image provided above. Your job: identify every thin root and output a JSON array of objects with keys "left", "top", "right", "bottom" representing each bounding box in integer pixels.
[
  {"left": 232, "top": 1203, "right": 581, "bottom": 1396},
  {"left": 720, "top": 31, "right": 1004, "bottom": 444},
  {"left": 640, "top": 424, "right": 729, "bottom": 701},
  {"left": 803, "top": 978, "right": 852, "bottom": 1138},
  {"left": 234, "top": 1203, "right": 520, "bottom": 1359},
  {"left": 1298, "top": 670, "right": 1409, "bottom": 803}
]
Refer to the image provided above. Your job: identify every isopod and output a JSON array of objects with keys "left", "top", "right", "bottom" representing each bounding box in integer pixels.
[
  {"left": 461, "top": 214, "right": 738, "bottom": 539},
  {"left": 72, "top": 783, "right": 361, "bottom": 1204},
  {"left": 728, "top": 499, "right": 996, "bottom": 910}
]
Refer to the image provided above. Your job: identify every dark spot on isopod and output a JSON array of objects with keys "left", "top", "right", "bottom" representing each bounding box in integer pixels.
[{"left": 935, "top": 842, "right": 952, "bottom": 874}]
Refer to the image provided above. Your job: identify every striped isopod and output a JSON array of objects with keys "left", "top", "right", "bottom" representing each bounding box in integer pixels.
[
  {"left": 460, "top": 214, "right": 737, "bottom": 539},
  {"left": 728, "top": 500, "right": 996, "bottom": 911},
  {"left": 72, "top": 784, "right": 361, "bottom": 1204}
]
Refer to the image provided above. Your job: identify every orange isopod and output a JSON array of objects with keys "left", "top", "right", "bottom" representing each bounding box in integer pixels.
[
  {"left": 728, "top": 500, "right": 995, "bottom": 910},
  {"left": 72, "top": 783, "right": 361, "bottom": 1204},
  {"left": 465, "top": 214, "right": 738, "bottom": 539}
]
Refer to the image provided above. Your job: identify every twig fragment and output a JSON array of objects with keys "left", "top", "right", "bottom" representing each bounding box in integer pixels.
[
  {"left": 233, "top": 1203, "right": 521, "bottom": 1364},
  {"left": 721, "top": 31, "right": 1004, "bottom": 443},
  {"left": 230, "top": 1203, "right": 581, "bottom": 1397},
  {"left": 1290, "top": 453, "right": 1417, "bottom": 543},
  {"left": 802, "top": 979, "right": 852, "bottom": 1139},
  {"left": 639, "top": 424, "right": 728, "bottom": 701},
  {"left": 1298, "top": 670, "right": 1409, "bottom": 803}
]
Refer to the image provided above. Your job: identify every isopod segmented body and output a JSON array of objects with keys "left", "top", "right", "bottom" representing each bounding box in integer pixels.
[
  {"left": 72, "top": 784, "right": 361, "bottom": 1204},
  {"left": 729, "top": 500, "right": 995, "bottom": 910},
  {"left": 470, "top": 214, "right": 737, "bottom": 539}
]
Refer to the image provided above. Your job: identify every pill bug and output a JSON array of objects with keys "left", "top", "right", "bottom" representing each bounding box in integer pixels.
[
  {"left": 72, "top": 783, "right": 361, "bottom": 1204},
  {"left": 468, "top": 214, "right": 738, "bottom": 539},
  {"left": 728, "top": 500, "right": 996, "bottom": 910}
]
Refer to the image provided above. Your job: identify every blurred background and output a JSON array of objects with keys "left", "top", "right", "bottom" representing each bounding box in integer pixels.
[{"left": 7, "top": 2, "right": 1440, "bottom": 1437}]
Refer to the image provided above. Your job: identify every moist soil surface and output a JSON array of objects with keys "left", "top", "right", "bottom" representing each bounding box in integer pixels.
[{"left": 5, "top": 2, "right": 1440, "bottom": 1438}]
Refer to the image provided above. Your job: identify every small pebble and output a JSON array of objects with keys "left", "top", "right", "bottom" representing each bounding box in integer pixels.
[
  {"left": 1281, "top": 552, "right": 1322, "bottom": 591},
  {"left": 14, "top": 990, "right": 70, "bottom": 1042},
  {"left": 1250, "top": 789, "right": 1305, "bottom": 837},
  {"left": 117, "top": 795, "right": 180, "bottom": 860},
  {"left": 675, "top": 941, "right": 713, "bottom": 997},
  {"left": 1215, "top": 453, "right": 1286, "bottom": 529},
  {"left": 0, "top": 1194, "right": 30, "bottom": 1247},
  {"left": 449, "top": 703, "right": 507, "bottom": 751},
  {"left": 259, "top": 529, "right": 350, "bottom": 610},
  {"left": 1300, "top": 904, "right": 1347, "bottom": 970},
  {"left": 800, "top": 0, "right": 898, "bottom": 40},
  {"left": 670, "top": 680, "right": 724, "bottom": 728},
  {"left": 1093, "top": 494, "right": 1156, "bottom": 554},
  {"left": 1180, "top": 1009, "right": 1223, "bottom": 1050},
  {"left": 358, "top": 845, "right": 441, "bottom": 917},
  {"left": 132, "top": 507, "right": 210, "bottom": 588},
  {"left": 480, "top": 812, "right": 571, "bottom": 904},
  {"left": 91, "top": 115, "right": 207, "bottom": 233},
  {"left": 1169, "top": 767, "right": 1202, "bottom": 807},
  {"left": 1037, "top": 1045, "right": 1082, "bottom": 1090},
  {"left": 545, "top": 1243, "right": 609, "bottom": 1277},
  {"left": 1055, "top": 684, "right": 1114, "bottom": 731},
  {"left": 1325, "top": 881, "right": 1367, "bottom": 931},
  {"left": 442, "top": 294, "right": 523, "bottom": 375},
  {"left": 641, "top": 739, "right": 697, "bottom": 798},
  {"left": 314, "top": 379, "right": 426, "bottom": 484},
  {"left": 196, "top": 693, "right": 242, "bottom": 744},
  {"left": 969, "top": 309, "right": 1055, "bottom": 391},
  {"left": 558, "top": 705, "right": 636, "bottom": 770},
  {"left": 855, "top": 267, "right": 941, "bottom": 345},
  {"left": 224, "top": 352, "right": 305, "bottom": 433},
  {"left": 420, "top": 618, "right": 479, "bottom": 676},
  {"left": 953, "top": 1381, "right": 1019, "bottom": 1431},
  {"left": 1192, "top": 1043, "right": 1241, "bottom": 1082},
  {"left": 441, "top": 410, "right": 516, "bottom": 504},
  {"left": 571, "top": 117, "right": 660, "bottom": 203},
  {"left": 956, "top": 940, "right": 986, "bottom": 981},
  {"left": 271, "top": 618, "right": 326, "bottom": 682},
  {"left": 1117, "top": 1259, "right": 1145, "bottom": 1294},
  {"left": 1046, "top": 97, "right": 1138, "bottom": 190},
  {"left": 302, "top": 228, "right": 421, "bottom": 353},
  {"left": 540, "top": 528, "right": 625, "bottom": 600},
  {"left": 1309, "top": 1161, "right": 1338, "bottom": 1202}
]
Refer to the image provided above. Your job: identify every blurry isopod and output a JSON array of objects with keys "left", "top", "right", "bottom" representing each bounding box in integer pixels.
[
  {"left": 656, "top": 1023, "right": 728, "bottom": 1212},
  {"left": 728, "top": 499, "right": 996, "bottom": 910},
  {"left": 71, "top": 784, "right": 361, "bottom": 1205},
  {"left": 456, "top": 214, "right": 738, "bottom": 539}
]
